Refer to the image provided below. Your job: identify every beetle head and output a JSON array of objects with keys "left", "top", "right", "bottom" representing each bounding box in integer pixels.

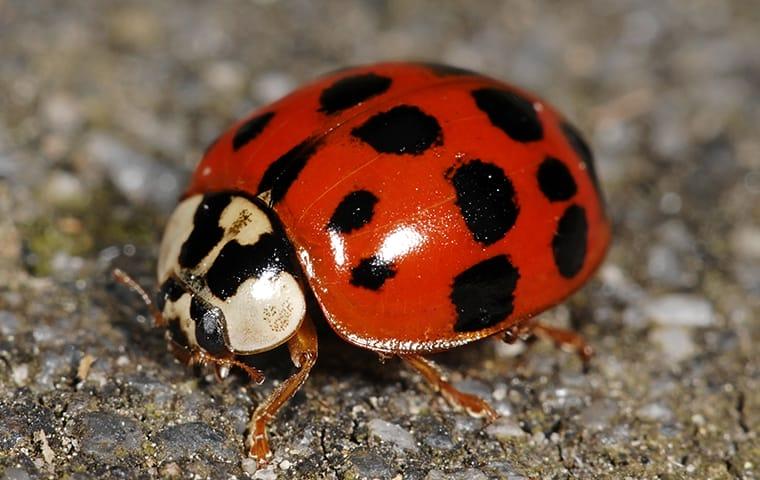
[{"left": 156, "top": 192, "right": 306, "bottom": 357}]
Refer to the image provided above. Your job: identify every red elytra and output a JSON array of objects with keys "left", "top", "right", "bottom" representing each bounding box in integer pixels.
[
  {"left": 187, "top": 62, "right": 610, "bottom": 354},
  {"left": 112, "top": 62, "right": 611, "bottom": 464}
]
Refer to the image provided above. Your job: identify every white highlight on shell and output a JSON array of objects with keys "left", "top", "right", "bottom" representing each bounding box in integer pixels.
[
  {"left": 328, "top": 230, "right": 346, "bottom": 267},
  {"left": 298, "top": 248, "right": 315, "bottom": 278},
  {"left": 376, "top": 226, "right": 423, "bottom": 263},
  {"left": 220, "top": 271, "right": 306, "bottom": 353}
]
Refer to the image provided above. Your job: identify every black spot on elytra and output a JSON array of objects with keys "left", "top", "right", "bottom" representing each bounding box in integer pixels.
[
  {"left": 232, "top": 111, "right": 275, "bottom": 151},
  {"left": 451, "top": 255, "right": 520, "bottom": 333},
  {"left": 178, "top": 193, "right": 232, "bottom": 269},
  {"left": 537, "top": 156, "right": 577, "bottom": 202},
  {"left": 350, "top": 256, "right": 396, "bottom": 290},
  {"left": 319, "top": 73, "right": 392, "bottom": 114},
  {"left": 560, "top": 121, "right": 601, "bottom": 197},
  {"left": 450, "top": 160, "right": 519, "bottom": 245},
  {"left": 351, "top": 105, "right": 442, "bottom": 155},
  {"left": 190, "top": 296, "right": 227, "bottom": 356},
  {"left": 156, "top": 277, "right": 185, "bottom": 312},
  {"left": 259, "top": 137, "right": 323, "bottom": 204},
  {"left": 206, "top": 234, "right": 293, "bottom": 300},
  {"left": 421, "top": 63, "right": 478, "bottom": 77},
  {"left": 472, "top": 88, "right": 543, "bottom": 143},
  {"left": 552, "top": 204, "right": 588, "bottom": 278},
  {"left": 326, "top": 190, "right": 379, "bottom": 234}
]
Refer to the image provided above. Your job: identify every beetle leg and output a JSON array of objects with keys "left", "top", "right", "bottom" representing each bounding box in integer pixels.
[
  {"left": 190, "top": 348, "right": 266, "bottom": 384},
  {"left": 531, "top": 322, "right": 594, "bottom": 362},
  {"left": 400, "top": 354, "right": 498, "bottom": 422},
  {"left": 247, "top": 315, "right": 318, "bottom": 465},
  {"left": 503, "top": 319, "right": 594, "bottom": 362},
  {"left": 165, "top": 337, "right": 266, "bottom": 384}
]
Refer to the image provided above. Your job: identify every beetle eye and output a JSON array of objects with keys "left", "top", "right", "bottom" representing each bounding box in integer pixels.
[{"left": 190, "top": 296, "right": 228, "bottom": 356}]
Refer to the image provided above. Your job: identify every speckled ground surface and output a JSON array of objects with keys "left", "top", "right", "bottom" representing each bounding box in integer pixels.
[{"left": 1, "top": 1, "right": 758, "bottom": 479}]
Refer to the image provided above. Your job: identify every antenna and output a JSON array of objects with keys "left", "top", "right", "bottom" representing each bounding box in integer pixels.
[{"left": 112, "top": 268, "right": 166, "bottom": 328}]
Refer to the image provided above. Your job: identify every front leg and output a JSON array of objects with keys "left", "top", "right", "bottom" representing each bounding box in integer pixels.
[{"left": 247, "top": 315, "right": 318, "bottom": 465}]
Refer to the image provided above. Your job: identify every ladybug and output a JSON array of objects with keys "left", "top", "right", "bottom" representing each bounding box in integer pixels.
[{"left": 116, "top": 62, "right": 610, "bottom": 464}]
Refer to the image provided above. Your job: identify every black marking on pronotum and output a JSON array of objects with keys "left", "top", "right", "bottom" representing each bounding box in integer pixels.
[
  {"left": 537, "top": 156, "right": 577, "bottom": 202},
  {"left": 178, "top": 193, "right": 232, "bottom": 269},
  {"left": 232, "top": 111, "right": 275, "bottom": 151},
  {"left": 351, "top": 105, "right": 442, "bottom": 155},
  {"left": 420, "top": 62, "right": 479, "bottom": 77},
  {"left": 560, "top": 121, "right": 602, "bottom": 198},
  {"left": 350, "top": 256, "right": 397, "bottom": 290},
  {"left": 451, "top": 255, "right": 520, "bottom": 333},
  {"left": 206, "top": 234, "right": 293, "bottom": 300},
  {"left": 326, "top": 190, "right": 379, "bottom": 234},
  {"left": 190, "top": 296, "right": 227, "bottom": 355},
  {"left": 552, "top": 204, "right": 588, "bottom": 278},
  {"left": 258, "top": 137, "right": 323, "bottom": 204},
  {"left": 472, "top": 88, "right": 543, "bottom": 143},
  {"left": 318, "top": 73, "right": 392, "bottom": 114},
  {"left": 156, "top": 276, "right": 185, "bottom": 312},
  {"left": 449, "top": 159, "right": 519, "bottom": 245}
]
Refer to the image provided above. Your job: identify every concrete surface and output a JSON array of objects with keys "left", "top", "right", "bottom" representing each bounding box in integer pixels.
[{"left": 0, "top": 1, "right": 757, "bottom": 478}]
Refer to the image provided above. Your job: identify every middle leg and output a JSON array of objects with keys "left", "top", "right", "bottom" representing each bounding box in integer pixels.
[{"left": 401, "top": 354, "right": 498, "bottom": 421}]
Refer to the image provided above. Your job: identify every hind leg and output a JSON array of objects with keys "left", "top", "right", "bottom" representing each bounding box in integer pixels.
[{"left": 503, "top": 319, "right": 594, "bottom": 362}]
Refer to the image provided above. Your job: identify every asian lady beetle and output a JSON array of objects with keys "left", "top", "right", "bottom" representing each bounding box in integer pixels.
[{"left": 115, "top": 62, "right": 610, "bottom": 464}]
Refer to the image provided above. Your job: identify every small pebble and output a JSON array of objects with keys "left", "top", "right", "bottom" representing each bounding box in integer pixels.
[
  {"left": 644, "top": 294, "right": 715, "bottom": 327},
  {"left": 424, "top": 468, "right": 488, "bottom": 480},
  {"left": 348, "top": 449, "right": 391, "bottom": 479},
  {"left": 41, "top": 93, "right": 83, "bottom": 133},
  {"left": 252, "top": 466, "right": 277, "bottom": 480},
  {"left": 43, "top": 171, "right": 86, "bottom": 206},
  {"left": 74, "top": 412, "right": 144, "bottom": 460},
  {"left": 367, "top": 418, "right": 417, "bottom": 451},
  {"left": 156, "top": 422, "right": 234, "bottom": 459},
  {"left": 731, "top": 226, "right": 760, "bottom": 259},
  {"left": 0, "top": 310, "right": 19, "bottom": 335},
  {"left": 579, "top": 399, "right": 619, "bottom": 431},
  {"left": 204, "top": 61, "right": 246, "bottom": 93},
  {"left": 84, "top": 132, "right": 182, "bottom": 208},
  {"left": 241, "top": 458, "right": 259, "bottom": 475},
  {"left": 159, "top": 462, "right": 182, "bottom": 478},
  {"left": 647, "top": 245, "right": 691, "bottom": 287},
  {"left": 253, "top": 72, "right": 296, "bottom": 104},
  {"left": 2, "top": 468, "right": 32, "bottom": 480},
  {"left": 486, "top": 417, "right": 526, "bottom": 440},
  {"left": 636, "top": 403, "right": 674, "bottom": 423},
  {"left": 650, "top": 326, "right": 696, "bottom": 362}
]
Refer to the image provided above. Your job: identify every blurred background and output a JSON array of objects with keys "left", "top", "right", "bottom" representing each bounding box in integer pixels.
[{"left": 0, "top": 1, "right": 757, "bottom": 479}]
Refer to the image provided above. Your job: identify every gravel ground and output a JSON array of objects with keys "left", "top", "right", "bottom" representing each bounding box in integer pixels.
[{"left": 1, "top": 1, "right": 758, "bottom": 479}]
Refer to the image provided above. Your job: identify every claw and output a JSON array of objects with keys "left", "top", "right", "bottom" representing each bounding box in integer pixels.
[{"left": 215, "top": 364, "right": 230, "bottom": 380}]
